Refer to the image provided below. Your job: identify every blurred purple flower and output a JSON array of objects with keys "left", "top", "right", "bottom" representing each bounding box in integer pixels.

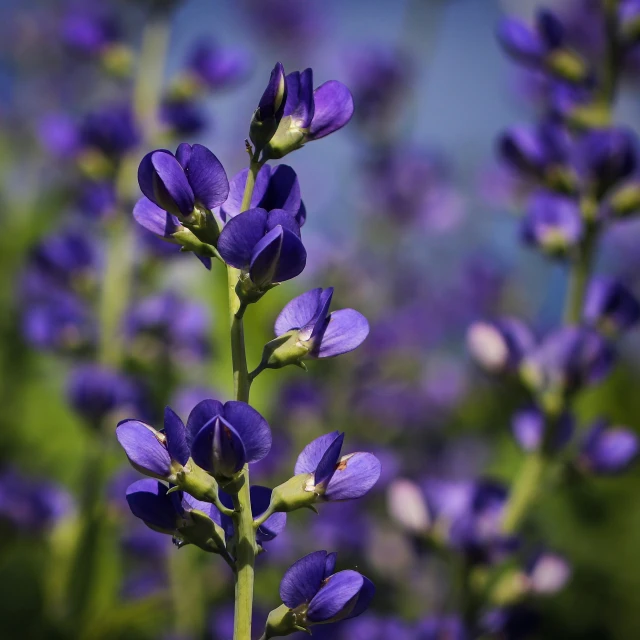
[{"left": 579, "top": 419, "right": 639, "bottom": 474}]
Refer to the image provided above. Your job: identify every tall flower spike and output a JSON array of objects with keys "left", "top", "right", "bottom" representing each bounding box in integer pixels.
[
  {"left": 257, "top": 287, "right": 369, "bottom": 371},
  {"left": 217, "top": 207, "right": 306, "bottom": 290},
  {"left": 138, "top": 143, "right": 229, "bottom": 220}
]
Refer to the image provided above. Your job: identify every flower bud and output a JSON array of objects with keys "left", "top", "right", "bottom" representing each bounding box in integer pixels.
[{"left": 250, "top": 62, "right": 287, "bottom": 151}]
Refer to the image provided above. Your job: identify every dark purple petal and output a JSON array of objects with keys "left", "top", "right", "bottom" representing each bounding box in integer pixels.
[
  {"left": 292, "top": 68, "right": 315, "bottom": 129},
  {"left": 175, "top": 142, "right": 192, "bottom": 169},
  {"left": 308, "top": 81, "right": 354, "bottom": 140},
  {"left": 283, "top": 71, "right": 301, "bottom": 117},
  {"left": 116, "top": 420, "right": 172, "bottom": 478},
  {"left": 314, "top": 432, "right": 344, "bottom": 488},
  {"left": 185, "top": 143, "right": 229, "bottom": 210},
  {"left": 307, "top": 570, "right": 364, "bottom": 622},
  {"left": 273, "top": 228, "right": 307, "bottom": 282},
  {"left": 125, "top": 479, "right": 180, "bottom": 531},
  {"left": 294, "top": 432, "right": 341, "bottom": 475},
  {"left": 324, "top": 552, "right": 337, "bottom": 577},
  {"left": 583, "top": 277, "right": 640, "bottom": 333},
  {"left": 581, "top": 421, "right": 639, "bottom": 474},
  {"left": 310, "top": 287, "right": 334, "bottom": 340},
  {"left": 252, "top": 485, "right": 287, "bottom": 542},
  {"left": 314, "top": 309, "right": 369, "bottom": 358},
  {"left": 139, "top": 150, "right": 195, "bottom": 217},
  {"left": 280, "top": 550, "right": 328, "bottom": 608},
  {"left": 536, "top": 8, "right": 564, "bottom": 48},
  {"left": 262, "top": 164, "right": 301, "bottom": 213},
  {"left": 186, "top": 399, "right": 224, "bottom": 447},
  {"left": 249, "top": 226, "right": 283, "bottom": 285},
  {"left": 498, "top": 126, "right": 548, "bottom": 176},
  {"left": 195, "top": 254, "right": 212, "bottom": 270},
  {"left": 220, "top": 166, "right": 271, "bottom": 221},
  {"left": 164, "top": 406, "right": 190, "bottom": 466},
  {"left": 133, "top": 197, "right": 181, "bottom": 238},
  {"left": 345, "top": 576, "right": 375, "bottom": 619},
  {"left": 257, "top": 62, "right": 287, "bottom": 121},
  {"left": 218, "top": 208, "right": 269, "bottom": 269},
  {"left": 275, "top": 288, "right": 323, "bottom": 336},
  {"left": 191, "top": 416, "right": 247, "bottom": 476},
  {"left": 266, "top": 209, "right": 302, "bottom": 237},
  {"left": 496, "top": 18, "right": 546, "bottom": 64},
  {"left": 182, "top": 492, "right": 222, "bottom": 526},
  {"left": 325, "top": 452, "right": 381, "bottom": 501},
  {"left": 222, "top": 401, "right": 272, "bottom": 463}
]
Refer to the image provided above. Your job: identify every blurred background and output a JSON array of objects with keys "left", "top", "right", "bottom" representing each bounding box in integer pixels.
[{"left": 1, "top": 0, "right": 640, "bottom": 638}]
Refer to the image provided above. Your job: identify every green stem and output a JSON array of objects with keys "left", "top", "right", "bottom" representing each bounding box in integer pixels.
[
  {"left": 501, "top": 451, "right": 545, "bottom": 535},
  {"left": 563, "top": 228, "right": 597, "bottom": 325},
  {"left": 230, "top": 157, "right": 262, "bottom": 640}
]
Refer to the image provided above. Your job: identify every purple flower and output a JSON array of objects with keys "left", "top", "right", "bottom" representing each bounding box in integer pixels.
[
  {"left": 217, "top": 207, "right": 306, "bottom": 287},
  {"left": 416, "top": 616, "right": 467, "bottom": 640},
  {"left": 272, "top": 287, "right": 369, "bottom": 360},
  {"left": 250, "top": 62, "right": 288, "bottom": 149},
  {"left": 579, "top": 420, "right": 639, "bottom": 474},
  {"left": 341, "top": 614, "right": 414, "bottom": 640},
  {"left": 467, "top": 318, "right": 535, "bottom": 374},
  {"left": 525, "top": 551, "right": 571, "bottom": 594},
  {"left": 497, "top": 9, "right": 565, "bottom": 65},
  {"left": 575, "top": 127, "right": 637, "bottom": 196},
  {"left": 498, "top": 121, "right": 570, "bottom": 178},
  {"left": 37, "top": 113, "right": 80, "bottom": 159},
  {"left": 117, "top": 406, "right": 190, "bottom": 481},
  {"left": 67, "top": 364, "right": 142, "bottom": 426},
  {"left": 60, "top": 9, "right": 119, "bottom": 54},
  {"left": 279, "top": 551, "right": 374, "bottom": 624},
  {"left": 160, "top": 98, "right": 207, "bottom": 137},
  {"left": 81, "top": 103, "right": 140, "bottom": 157},
  {"left": 0, "top": 468, "right": 73, "bottom": 533},
  {"left": 583, "top": 276, "right": 640, "bottom": 334},
  {"left": 521, "top": 327, "right": 614, "bottom": 396},
  {"left": 220, "top": 164, "right": 305, "bottom": 224},
  {"left": 521, "top": 190, "right": 583, "bottom": 254},
  {"left": 263, "top": 67, "right": 354, "bottom": 158},
  {"left": 126, "top": 291, "right": 211, "bottom": 364},
  {"left": 294, "top": 432, "right": 380, "bottom": 501},
  {"left": 78, "top": 180, "right": 117, "bottom": 219},
  {"left": 125, "top": 478, "right": 218, "bottom": 535},
  {"left": 187, "top": 39, "right": 251, "bottom": 91},
  {"left": 186, "top": 399, "right": 271, "bottom": 479},
  {"left": 137, "top": 143, "right": 229, "bottom": 219},
  {"left": 511, "top": 406, "right": 574, "bottom": 452}
]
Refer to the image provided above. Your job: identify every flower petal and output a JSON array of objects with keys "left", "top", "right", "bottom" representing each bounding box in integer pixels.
[
  {"left": 185, "top": 143, "right": 229, "bottom": 210},
  {"left": 308, "top": 81, "right": 354, "bottom": 140},
  {"left": 219, "top": 166, "right": 271, "bottom": 221},
  {"left": 164, "top": 406, "right": 190, "bottom": 466},
  {"left": 116, "top": 420, "right": 172, "bottom": 478},
  {"left": 133, "top": 197, "right": 181, "bottom": 238},
  {"left": 314, "top": 432, "right": 344, "bottom": 488},
  {"left": 345, "top": 576, "right": 375, "bottom": 619},
  {"left": 191, "top": 416, "right": 246, "bottom": 477},
  {"left": 314, "top": 309, "right": 369, "bottom": 358},
  {"left": 294, "top": 432, "right": 342, "bottom": 476},
  {"left": 125, "top": 479, "right": 179, "bottom": 531},
  {"left": 324, "top": 552, "right": 337, "bottom": 577},
  {"left": 307, "top": 570, "right": 364, "bottom": 622},
  {"left": 249, "top": 226, "right": 283, "bottom": 285},
  {"left": 175, "top": 142, "right": 192, "bottom": 169},
  {"left": 310, "top": 287, "right": 334, "bottom": 339},
  {"left": 218, "top": 208, "right": 269, "bottom": 269},
  {"left": 280, "top": 550, "right": 328, "bottom": 608},
  {"left": 274, "top": 288, "right": 323, "bottom": 336},
  {"left": 262, "top": 164, "right": 301, "bottom": 213},
  {"left": 273, "top": 228, "right": 306, "bottom": 282},
  {"left": 325, "top": 452, "right": 381, "bottom": 501},
  {"left": 222, "top": 401, "right": 272, "bottom": 463},
  {"left": 186, "top": 399, "right": 224, "bottom": 447},
  {"left": 140, "top": 150, "right": 194, "bottom": 217},
  {"left": 266, "top": 209, "right": 302, "bottom": 237},
  {"left": 292, "top": 68, "right": 315, "bottom": 129}
]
